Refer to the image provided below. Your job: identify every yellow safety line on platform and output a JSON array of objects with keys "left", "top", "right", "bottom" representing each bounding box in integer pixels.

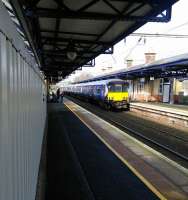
[{"left": 64, "top": 101, "right": 167, "bottom": 200}]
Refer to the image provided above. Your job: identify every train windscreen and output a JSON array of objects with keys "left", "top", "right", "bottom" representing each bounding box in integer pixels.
[{"left": 108, "top": 82, "right": 128, "bottom": 92}]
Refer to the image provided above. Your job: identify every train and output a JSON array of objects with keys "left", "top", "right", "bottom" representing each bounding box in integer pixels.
[{"left": 62, "top": 79, "right": 130, "bottom": 110}]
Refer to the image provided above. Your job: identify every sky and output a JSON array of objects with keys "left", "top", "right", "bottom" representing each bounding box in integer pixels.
[{"left": 59, "top": 0, "right": 188, "bottom": 85}]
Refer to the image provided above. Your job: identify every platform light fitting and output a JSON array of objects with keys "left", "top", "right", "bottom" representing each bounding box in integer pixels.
[
  {"left": 67, "top": 51, "right": 77, "bottom": 61},
  {"left": 66, "top": 40, "right": 77, "bottom": 61}
]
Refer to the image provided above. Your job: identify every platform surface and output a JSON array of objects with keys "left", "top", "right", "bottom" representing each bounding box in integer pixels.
[
  {"left": 131, "top": 102, "right": 188, "bottom": 116},
  {"left": 46, "top": 103, "right": 162, "bottom": 200},
  {"left": 64, "top": 98, "right": 188, "bottom": 200}
]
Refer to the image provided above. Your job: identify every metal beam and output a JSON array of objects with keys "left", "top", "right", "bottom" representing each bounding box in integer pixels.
[
  {"left": 42, "top": 36, "right": 111, "bottom": 45},
  {"left": 44, "top": 62, "right": 81, "bottom": 67},
  {"left": 31, "top": 8, "right": 154, "bottom": 21},
  {"left": 80, "top": 2, "right": 137, "bottom": 65},
  {"left": 43, "top": 54, "right": 91, "bottom": 59},
  {"left": 54, "top": 0, "right": 71, "bottom": 11},
  {"left": 41, "top": 29, "right": 99, "bottom": 37},
  {"left": 30, "top": 0, "right": 41, "bottom": 8},
  {"left": 42, "top": 48, "right": 113, "bottom": 55},
  {"left": 109, "top": 0, "right": 161, "bottom": 4},
  {"left": 42, "top": 67, "right": 73, "bottom": 71},
  {"left": 103, "top": 0, "right": 121, "bottom": 14},
  {"left": 28, "top": 4, "right": 173, "bottom": 22},
  {"left": 78, "top": 0, "right": 100, "bottom": 12}
]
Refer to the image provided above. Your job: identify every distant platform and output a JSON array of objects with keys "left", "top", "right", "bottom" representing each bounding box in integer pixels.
[
  {"left": 130, "top": 102, "right": 188, "bottom": 130},
  {"left": 131, "top": 102, "right": 188, "bottom": 115}
]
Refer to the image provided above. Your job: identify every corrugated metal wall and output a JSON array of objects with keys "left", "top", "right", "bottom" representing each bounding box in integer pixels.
[{"left": 0, "top": 2, "right": 46, "bottom": 200}]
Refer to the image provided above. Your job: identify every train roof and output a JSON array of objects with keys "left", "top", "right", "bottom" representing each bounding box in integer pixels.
[{"left": 71, "top": 79, "right": 127, "bottom": 87}]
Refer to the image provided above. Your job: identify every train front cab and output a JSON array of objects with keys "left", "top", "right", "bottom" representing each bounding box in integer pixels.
[{"left": 107, "top": 82, "right": 130, "bottom": 110}]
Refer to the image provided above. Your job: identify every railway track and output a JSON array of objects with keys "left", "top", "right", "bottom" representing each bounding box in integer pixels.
[
  {"left": 102, "top": 115, "right": 188, "bottom": 162},
  {"left": 111, "top": 110, "right": 188, "bottom": 143},
  {"left": 66, "top": 96, "right": 188, "bottom": 168}
]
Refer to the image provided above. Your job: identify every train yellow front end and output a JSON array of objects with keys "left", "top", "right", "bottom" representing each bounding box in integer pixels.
[{"left": 107, "top": 82, "right": 130, "bottom": 110}]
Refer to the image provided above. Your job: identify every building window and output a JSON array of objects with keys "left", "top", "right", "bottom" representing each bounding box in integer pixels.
[
  {"left": 140, "top": 82, "right": 144, "bottom": 92},
  {"left": 136, "top": 78, "right": 145, "bottom": 93},
  {"left": 138, "top": 82, "right": 144, "bottom": 93}
]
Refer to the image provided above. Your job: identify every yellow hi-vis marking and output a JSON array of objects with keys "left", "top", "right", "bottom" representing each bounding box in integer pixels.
[
  {"left": 107, "top": 92, "right": 128, "bottom": 101},
  {"left": 65, "top": 101, "right": 167, "bottom": 200}
]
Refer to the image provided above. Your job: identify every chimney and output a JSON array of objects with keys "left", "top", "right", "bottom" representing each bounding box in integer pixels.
[
  {"left": 126, "top": 59, "right": 133, "bottom": 68},
  {"left": 144, "top": 52, "right": 156, "bottom": 64}
]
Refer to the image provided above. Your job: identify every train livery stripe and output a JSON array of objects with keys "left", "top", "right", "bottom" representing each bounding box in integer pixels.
[{"left": 65, "top": 101, "right": 167, "bottom": 200}]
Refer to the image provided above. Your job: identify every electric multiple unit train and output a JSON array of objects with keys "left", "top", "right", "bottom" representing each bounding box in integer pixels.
[{"left": 63, "top": 79, "right": 130, "bottom": 110}]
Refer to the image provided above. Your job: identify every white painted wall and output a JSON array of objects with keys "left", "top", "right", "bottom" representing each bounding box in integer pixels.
[
  {"left": 183, "top": 80, "right": 188, "bottom": 96},
  {"left": 0, "top": 2, "right": 46, "bottom": 200}
]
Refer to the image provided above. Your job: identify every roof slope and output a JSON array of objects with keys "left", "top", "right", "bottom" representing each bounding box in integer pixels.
[{"left": 78, "top": 52, "right": 188, "bottom": 82}]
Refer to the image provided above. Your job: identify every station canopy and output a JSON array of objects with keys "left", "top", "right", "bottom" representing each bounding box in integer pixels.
[
  {"left": 9, "top": 0, "right": 177, "bottom": 81},
  {"left": 77, "top": 53, "right": 188, "bottom": 83}
]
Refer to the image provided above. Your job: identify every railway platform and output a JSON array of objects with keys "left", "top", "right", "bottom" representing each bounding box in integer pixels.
[
  {"left": 0, "top": 1, "right": 182, "bottom": 199},
  {"left": 46, "top": 99, "right": 188, "bottom": 200},
  {"left": 130, "top": 102, "right": 188, "bottom": 130}
]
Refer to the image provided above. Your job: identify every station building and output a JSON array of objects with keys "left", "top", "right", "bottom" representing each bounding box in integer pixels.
[
  {"left": 127, "top": 53, "right": 188, "bottom": 104},
  {"left": 129, "top": 75, "right": 188, "bottom": 104}
]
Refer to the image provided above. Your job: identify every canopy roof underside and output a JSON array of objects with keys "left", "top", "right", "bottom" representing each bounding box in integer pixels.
[{"left": 9, "top": 0, "right": 177, "bottom": 80}]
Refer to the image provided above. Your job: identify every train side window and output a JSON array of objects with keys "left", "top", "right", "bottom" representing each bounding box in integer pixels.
[
  {"left": 97, "top": 88, "right": 101, "bottom": 94},
  {"left": 108, "top": 85, "right": 114, "bottom": 92},
  {"left": 122, "top": 84, "right": 128, "bottom": 92}
]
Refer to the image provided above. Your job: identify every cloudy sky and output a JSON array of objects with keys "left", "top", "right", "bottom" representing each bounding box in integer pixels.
[{"left": 60, "top": 0, "right": 188, "bottom": 84}]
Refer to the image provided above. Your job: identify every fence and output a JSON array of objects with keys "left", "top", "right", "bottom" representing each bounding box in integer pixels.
[{"left": 0, "top": 1, "right": 46, "bottom": 200}]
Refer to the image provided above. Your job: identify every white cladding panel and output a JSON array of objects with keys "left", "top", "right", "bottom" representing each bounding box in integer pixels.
[{"left": 0, "top": 2, "right": 46, "bottom": 200}]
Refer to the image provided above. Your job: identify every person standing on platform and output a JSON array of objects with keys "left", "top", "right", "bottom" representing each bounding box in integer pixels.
[
  {"left": 56, "top": 88, "right": 60, "bottom": 103},
  {"left": 60, "top": 91, "right": 64, "bottom": 103}
]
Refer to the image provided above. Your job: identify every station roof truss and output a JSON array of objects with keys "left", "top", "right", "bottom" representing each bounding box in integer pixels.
[
  {"left": 9, "top": 0, "right": 177, "bottom": 81},
  {"left": 77, "top": 53, "right": 188, "bottom": 83}
]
